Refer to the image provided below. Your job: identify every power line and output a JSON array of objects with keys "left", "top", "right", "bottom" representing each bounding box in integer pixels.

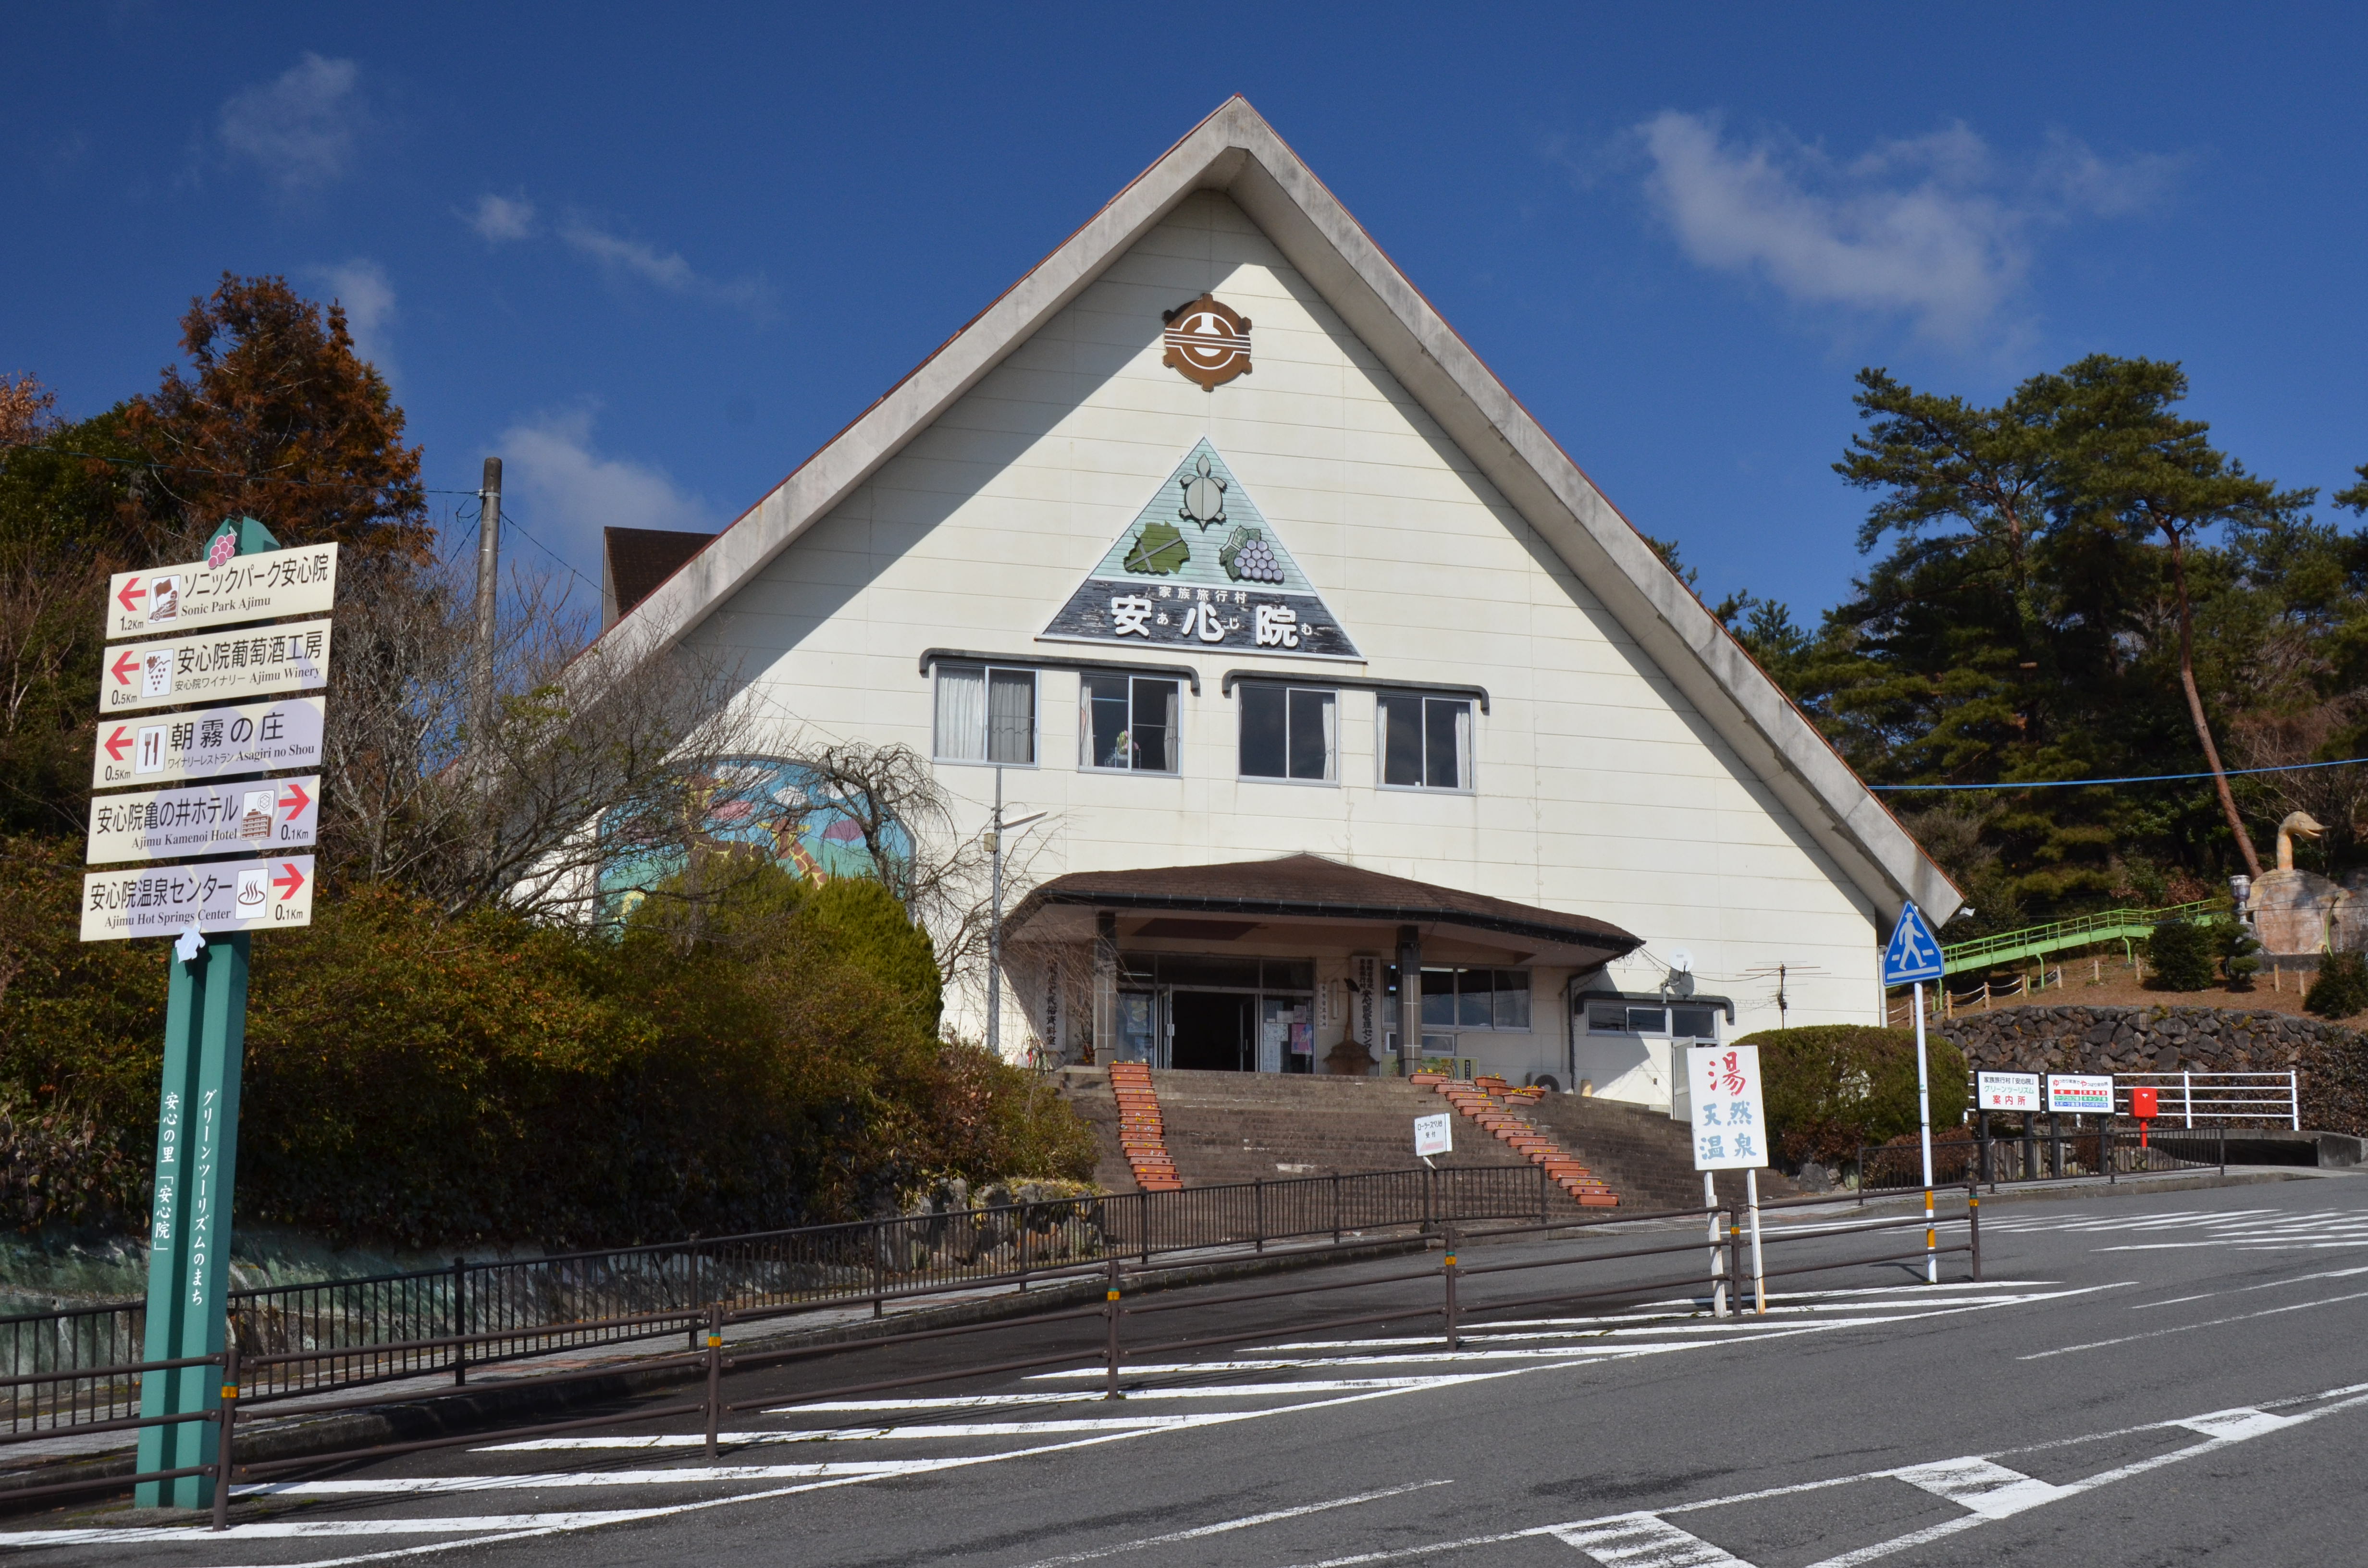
[{"left": 1870, "top": 756, "right": 2368, "bottom": 792}]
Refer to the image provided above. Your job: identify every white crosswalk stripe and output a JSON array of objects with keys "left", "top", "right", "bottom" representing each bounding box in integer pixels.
[
  {"left": 0, "top": 1283, "right": 2084, "bottom": 1563},
  {"left": 1978, "top": 1205, "right": 2368, "bottom": 1250}
]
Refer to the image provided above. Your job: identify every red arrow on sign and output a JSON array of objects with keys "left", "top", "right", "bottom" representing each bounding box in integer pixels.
[
  {"left": 116, "top": 577, "right": 145, "bottom": 612},
  {"left": 277, "top": 782, "right": 311, "bottom": 818},
  {"left": 110, "top": 651, "right": 139, "bottom": 686},
  {"left": 102, "top": 726, "right": 133, "bottom": 762},
  {"left": 271, "top": 863, "right": 306, "bottom": 899}
]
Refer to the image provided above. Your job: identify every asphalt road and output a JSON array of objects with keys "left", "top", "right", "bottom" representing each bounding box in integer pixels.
[{"left": 11, "top": 1172, "right": 2368, "bottom": 1567}]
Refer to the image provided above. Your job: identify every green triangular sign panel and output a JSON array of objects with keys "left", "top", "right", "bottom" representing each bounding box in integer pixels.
[{"left": 1042, "top": 440, "right": 1358, "bottom": 659}]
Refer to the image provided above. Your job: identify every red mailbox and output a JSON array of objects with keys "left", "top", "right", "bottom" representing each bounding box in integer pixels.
[{"left": 2131, "top": 1084, "right": 2158, "bottom": 1148}]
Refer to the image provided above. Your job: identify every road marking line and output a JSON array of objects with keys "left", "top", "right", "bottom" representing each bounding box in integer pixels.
[
  {"left": 774, "top": 1378, "right": 1475, "bottom": 1412},
  {"left": 2020, "top": 1287, "right": 2368, "bottom": 1359},
  {"left": 245, "top": 1462, "right": 939, "bottom": 1494},
  {"left": 1890, "top": 1457, "right": 2073, "bottom": 1518},
  {"left": 2174, "top": 1406, "right": 2294, "bottom": 1442},
  {"left": 0, "top": 1512, "right": 655, "bottom": 1544},
  {"left": 1009, "top": 1480, "right": 1452, "bottom": 1568},
  {"left": 483, "top": 1415, "right": 1210, "bottom": 1448},
  {"left": 1552, "top": 1512, "right": 1756, "bottom": 1565}
]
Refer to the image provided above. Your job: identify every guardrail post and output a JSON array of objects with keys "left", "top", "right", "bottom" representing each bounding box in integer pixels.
[
  {"left": 2220, "top": 1124, "right": 2226, "bottom": 1176},
  {"left": 872, "top": 1222, "right": 887, "bottom": 1318},
  {"left": 1140, "top": 1190, "right": 1152, "bottom": 1265},
  {"left": 1705, "top": 1176, "right": 1727, "bottom": 1318},
  {"left": 1538, "top": 1162, "right": 1549, "bottom": 1227},
  {"left": 210, "top": 1333, "right": 238, "bottom": 1531},
  {"left": 1255, "top": 1180, "right": 1266, "bottom": 1254},
  {"left": 1104, "top": 1258, "right": 1122, "bottom": 1401},
  {"left": 704, "top": 1302, "right": 723, "bottom": 1460},
  {"left": 452, "top": 1258, "right": 468, "bottom": 1386},
  {"left": 2104, "top": 1111, "right": 2116, "bottom": 1185},
  {"left": 1966, "top": 1182, "right": 1981, "bottom": 1281},
  {"left": 2289, "top": 1070, "right": 2300, "bottom": 1131},
  {"left": 1332, "top": 1174, "right": 1342, "bottom": 1245},
  {"left": 1442, "top": 1225, "right": 1460, "bottom": 1352},
  {"left": 2182, "top": 1068, "right": 2193, "bottom": 1129}
]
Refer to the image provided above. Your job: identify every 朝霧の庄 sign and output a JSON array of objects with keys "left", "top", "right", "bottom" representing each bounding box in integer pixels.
[{"left": 90, "top": 696, "right": 326, "bottom": 790}]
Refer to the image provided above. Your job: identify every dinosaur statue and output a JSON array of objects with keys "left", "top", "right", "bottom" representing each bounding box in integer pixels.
[{"left": 2277, "top": 811, "right": 2325, "bottom": 871}]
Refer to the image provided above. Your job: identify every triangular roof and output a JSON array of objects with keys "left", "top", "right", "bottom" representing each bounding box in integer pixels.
[{"left": 593, "top": 97, "right": 1960, "bottom": 925}]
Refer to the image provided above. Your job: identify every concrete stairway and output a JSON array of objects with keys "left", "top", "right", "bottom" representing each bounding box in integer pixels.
[
  {"left": 1106, "top": 1061, "right": 1180, "bottom": 1191},
  {"left": 1525, "top": 1092, "right": 1798, "bottom": 1212},
  {"left": 1421, "top": 1077, "right": 1618, "bottom": 1207}
]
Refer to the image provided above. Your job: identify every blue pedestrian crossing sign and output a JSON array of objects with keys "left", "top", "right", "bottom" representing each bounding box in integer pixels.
[{"left": 1882, "top": 902, "right": 1946, "bottom": 986}]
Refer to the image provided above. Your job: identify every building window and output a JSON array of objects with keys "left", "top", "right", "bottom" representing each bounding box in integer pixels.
[
  {"left": 935, "top": 664, "right": 1036, "bottom": 765},
  {"left": 1385, "top": 966, "right": 1530, "bottom": 1031},
  {"left": 1238, "top": 685, "right": 1336, "bottom": 782},
  {"left": 1378, "top": 694, "right": 1471, "bottom": 790},
  {"left": 1081, "top": 674, "right": 1180, "bottom": 773},
  {"left": 1586, "top": 1003, "right": 1720, "bottom": 1041}
]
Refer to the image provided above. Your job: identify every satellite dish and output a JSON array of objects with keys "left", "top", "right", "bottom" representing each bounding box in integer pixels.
[{"left": 1668, "top": 948, "right": 1694, "bottom": 974}]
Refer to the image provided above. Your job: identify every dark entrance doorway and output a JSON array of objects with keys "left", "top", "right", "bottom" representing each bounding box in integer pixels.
[{"left": 1168, "top": 990, "right": 1254, "bottom": 1071}]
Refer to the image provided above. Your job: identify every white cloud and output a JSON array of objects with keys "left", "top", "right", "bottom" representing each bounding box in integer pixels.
[
  {"left": 557, "top": 215, "right": 769, "bottom": 314},
  {"left": 310, "top": 258, "right": 396, "bottom": 380},
  {"left": 467, "top": 193, "right": 537, "bottom": 242},
  {"left": 496, "top": 407, "right": 715, "bottom": 578},
  {"left": 218, "top": 53, "right": 360, "bottom": 192},
  {"left": 1635, "top": 112, "right": 2178, "bottom": 346}
]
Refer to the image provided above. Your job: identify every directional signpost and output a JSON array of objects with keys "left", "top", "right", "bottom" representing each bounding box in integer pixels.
[
  {"left": 86, "top": 516, "right": 335, "bottom": 1511},
  {"left": 1882, "top": 902, "right": 1946, "bottom": 1284},
  {"left": 1689, "top": 1044, "right": 1770, "bottom": 1316}
]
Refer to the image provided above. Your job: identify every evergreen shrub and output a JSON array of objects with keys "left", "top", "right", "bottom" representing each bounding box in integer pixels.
[
  {"left": 1736, "top": 1024, "right": 1968, "bottom": 1169},
  {"left": 2307, "top": 954, "right": 2368, "bottom": 1021},
  {"left": 2146, "top": 919, "right": 2219, "bottom": 991}
]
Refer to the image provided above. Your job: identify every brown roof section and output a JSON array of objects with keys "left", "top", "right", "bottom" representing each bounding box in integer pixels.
[
  {"left": 603, "top": 527, "right": 717, "bottom": 627},
  {"left": 1010, "top": 853, "right": 1642, "bottom": 964}
]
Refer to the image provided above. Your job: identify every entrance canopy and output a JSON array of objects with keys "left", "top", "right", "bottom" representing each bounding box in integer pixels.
[{"left": 1005, "top": 853, "right": 1642, "bottom": 969}]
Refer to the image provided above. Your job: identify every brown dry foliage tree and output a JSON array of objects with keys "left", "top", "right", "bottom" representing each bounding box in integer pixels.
[{"left": 116, "top": 275, "right": 429, "bottom": 563}]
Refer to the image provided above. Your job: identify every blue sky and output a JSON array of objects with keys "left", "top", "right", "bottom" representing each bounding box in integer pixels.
[{"left": 7, "top": 5, "right": 2364, "bottom": 624}]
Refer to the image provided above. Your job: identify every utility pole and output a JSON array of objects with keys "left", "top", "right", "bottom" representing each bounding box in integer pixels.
[
  {"left": 982, "top": 769, "right": 1045, "bottom": 1064},
  {"left": 470, "top": 456, "right": 503, "bottom": 765}
]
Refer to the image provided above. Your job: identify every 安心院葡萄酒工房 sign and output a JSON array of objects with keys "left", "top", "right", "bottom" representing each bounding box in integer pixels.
[{"left": 99, "top": 621, "right": 331, "bottom": 714}]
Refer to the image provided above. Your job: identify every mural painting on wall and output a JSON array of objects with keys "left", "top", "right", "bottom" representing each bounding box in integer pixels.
[
  {"left": 1040, "top": 439, "right": 1360, "bottom": 660},
  {"left": 599, "top": 758, "right": 911, "bottom": 919}
]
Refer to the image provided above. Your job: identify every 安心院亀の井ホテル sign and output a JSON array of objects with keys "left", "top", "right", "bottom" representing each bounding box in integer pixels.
[{"left": 85, "top": 776, "right": 319, "bottom": 865}]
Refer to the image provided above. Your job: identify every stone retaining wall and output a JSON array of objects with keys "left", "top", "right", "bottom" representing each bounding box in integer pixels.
[{"left": 1942, "top": 1004, "right": 2368, "bottom": 1135}]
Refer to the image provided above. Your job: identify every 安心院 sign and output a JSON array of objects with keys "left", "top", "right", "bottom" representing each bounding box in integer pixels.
[
  {"left": 85, "top": 776, "right": 319, "bottom": 865},
  {"left": 2046, "top": 1074, "right": 2114, "bottom": 1114},
  {"left": 105, "top": 543, "right": 337, "bottom": 640},
  {"left": 1977, "top": 1071, "right": 2042, "bottom": 1112},
  {"left": 78, "top": 856, "right": 314, "bottom": 942},
  {"left": 100, "top": 621, "right": 332, "bottom": 714},
  {"left": 90, "top": 696, "right": 326, "bottom": 790},
  {"left": 1688, "top": 1045, "right": 1769, "bottom": 1170}
]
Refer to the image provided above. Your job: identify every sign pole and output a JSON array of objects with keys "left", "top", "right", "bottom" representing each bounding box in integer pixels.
[
  {"left": 1746, "top": 1166, "right": 1765, "bottom": 1315},
  {"left": 1914, "top": 980, "right": 1935, "bottom": 1284},
  {"left": 123, "top": 517, "right": 296, "bottom": 1510}
]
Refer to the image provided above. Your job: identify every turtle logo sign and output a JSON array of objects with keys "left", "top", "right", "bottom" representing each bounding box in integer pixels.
[{"left": 1161, "top": 293, "right": 1252, "bottom": 390}]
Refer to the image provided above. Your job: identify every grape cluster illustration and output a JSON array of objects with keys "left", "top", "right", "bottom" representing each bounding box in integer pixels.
[{"left": 1221, "top": 527, "right": 1284, "bottom": 584}]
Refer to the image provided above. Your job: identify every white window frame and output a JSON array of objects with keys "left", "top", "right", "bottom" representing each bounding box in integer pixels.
[
  {"left": 932, "top": 663, "right": 1038, "bottom": 768},
  {"left": 1376, "top": 692, "right": 1474, "bottom": 793},
  {"left": 1235, "top": 683, "right": 1338, "bottom": 785},
  {"left": 1079, "top": 673, "right": 1183, "bottom": 775}
]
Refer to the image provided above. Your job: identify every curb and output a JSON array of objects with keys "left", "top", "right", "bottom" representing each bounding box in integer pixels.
[{"left": 0, "top": 1232, "right": 1432, "bottom": 1515}]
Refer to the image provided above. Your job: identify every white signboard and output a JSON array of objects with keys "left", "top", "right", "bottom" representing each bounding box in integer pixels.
[
  {"left": 1413, "top": 1112, "right": 1453, "bottom": 1159},
  {"left": 99, "top": 620, "right": 332, "bottom": 714},
  {"left": 86, "top": 775, "right": 320, "bottom": 865},
  {"left": 106, "top": 543, "right": 338, "bottom": 639},
  {"left": 1687, "top": 1044, "right": 1769, "bottom": 1170},
  {"left": 91, "top": 697, "right": 326, "bottom": 790},
  {"left": 2047, "top": 1074, "right": 2114, "bottom": 1114},
  {"left": 79, "top": 856, "right": 315, "bottom": 942},
  {"left": 1976, "top": 1071, "right": 2042, "bottom": 1113}
]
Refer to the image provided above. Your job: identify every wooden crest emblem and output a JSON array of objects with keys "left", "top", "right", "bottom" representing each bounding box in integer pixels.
[{"left": 1160, "top": 294, "right": 1252, "bottom": 390}]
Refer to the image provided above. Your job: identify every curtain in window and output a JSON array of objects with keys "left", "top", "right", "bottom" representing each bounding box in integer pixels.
[
  {"left": 987, "top": 668, "right": 1035, "bottom": 764},
  {"left": 1320, "top": 689, "right": 1338, "bottom": 781},
  {"left": 935, "top": 666, "right": 986, "bottom": 760}
]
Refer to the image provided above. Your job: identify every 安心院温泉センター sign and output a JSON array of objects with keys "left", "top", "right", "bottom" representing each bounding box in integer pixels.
[
  {"left": 90, "top": 697, "right": 325, "bottom": 790},
  {"left": 105, "top": 543, "right": 337, "bottom": 640},
  {"left": 1689, "top": 1044, "right": 1769, "bottom": 1170},
  {"left": 79, "top": 856, "right": 314, "bottom": 941},
  {"left": 100, "top": 621, "right": 332, "bottom": 714},
  {"left": 85, "top": 776, "right": 319, "bottom": 865}
]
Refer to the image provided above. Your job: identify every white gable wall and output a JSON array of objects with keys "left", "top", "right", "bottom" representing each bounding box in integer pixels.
[{"left": 690, "top": 191, "right": 1883, "bottom": 1075}]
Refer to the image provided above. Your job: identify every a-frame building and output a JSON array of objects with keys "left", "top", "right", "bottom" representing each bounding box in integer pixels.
[{"left": 589, "top": 98, "right": 1957, "bottom": 1109}]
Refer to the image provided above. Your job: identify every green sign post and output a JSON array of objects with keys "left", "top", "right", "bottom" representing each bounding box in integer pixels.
[{"left": 81, "top": 514, "right": 328, "bottom": 1510}]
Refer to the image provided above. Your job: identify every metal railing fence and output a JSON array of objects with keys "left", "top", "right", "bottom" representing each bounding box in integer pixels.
[
  {"left": 2112, "top": 1072, "right": 2300, "bottom": 1129},
  {"left": 1856, "top": 1125, "right": 2227, "bottom": 1191},
  {"left": 0, "top": 1161, "right": 1558, "bottom": 1429}
]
